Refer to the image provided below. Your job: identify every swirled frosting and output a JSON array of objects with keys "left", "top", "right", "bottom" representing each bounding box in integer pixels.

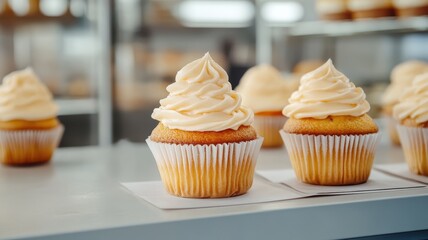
[
  {"left": 393, "top": 72, "right": 428, "bottom": 124},
  {"left": 0, "top": 68, "right": 58, "bottom": 121},
  {"left": 283, "top": 59, "right": 370, "bottom": 119},
  {"left": 236, "top": 64, "right": 292, "bottom": 113},
  {"left": 152, "top": 52, "right": 253, "bottom": 131},
  {"left": 382, "top": 60, "right": 428, "bottom": 106}
]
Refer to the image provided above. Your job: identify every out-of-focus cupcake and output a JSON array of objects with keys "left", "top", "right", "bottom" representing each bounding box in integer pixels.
[
  {"left": 293, "top": 60, "right": 325, "bottom": 77},
  {"left": 281, "top": 59, "right": 380, "bottom": 186},
  {"left": 148, "top": 53, "right": 263, "bottom": 198},
  {"left": 316, "top": 0, "right": 351, "bottom": 20},
  {"left": 393, "top": 0, "right": 428, "bottom": 17},
  {"left": 394, "top": 72, "right": 428, "bottom": 176},
  {"left": 236, "top": 65, "right": 292, "bottom": 148},
  {"left": 382, "top": 60, "right": 428, "bottom": 145},
  {"left": 0, "top": 68, "right": 64, "bottom": 166},
  {"left": 348, "top": 0, "right": 395, "bottom": 19}
]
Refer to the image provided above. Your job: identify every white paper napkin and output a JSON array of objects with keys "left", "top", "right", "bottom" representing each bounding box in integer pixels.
[
  {"left": 375, "top": 163, "right": 428, "bottom": 184},
  {"left": 121, "top": 178, "right": 309, "bottom": 210},
  {"left": 256, "top": 169, "right": 425, "bottom": 195}
]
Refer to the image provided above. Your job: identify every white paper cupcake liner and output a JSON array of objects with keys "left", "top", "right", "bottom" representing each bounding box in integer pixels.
[
  {"left": 146, "top": 137, "right": 263, "bottom": 198},
  {"left": 253, "top": 115, "right": 287, "bottom": 148},
  {"left": 0, "top": 125, "right": 64, "bottom": 165},
  {"left": 396, "top": 125, "right": 428, "bottom": 176},
  {"left": 280, "top": 130, "right": 380, "bottom": 185},
  {"left": 385, "top": 116, "right": 401, "bottom": 145}
]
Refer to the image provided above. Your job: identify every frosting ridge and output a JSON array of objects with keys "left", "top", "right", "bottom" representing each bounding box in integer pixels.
[
  {"left": 283, "top": 59, "right": 370, "bottom": 119},
  {"left": 0, "top": 68, "right": 58, "bottom": 121},
  {"left": 393, "top": 72, "right": 428, "bottom": 124},
  {"left": 152, "top": 52, "right": 253, "bottom": 131},
  {"left": 382, "top": 60, "right": 428, "bottom": 106}
]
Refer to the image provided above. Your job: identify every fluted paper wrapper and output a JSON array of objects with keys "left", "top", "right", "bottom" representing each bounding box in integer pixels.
[
  {"left": 253, "top": 115, "right": 287, "bottom": 148},
  {"left": 396, "top": 125, "right": 428, "bottom": 176},
  {"left": 146, "top": 137, "right": 263, "bottom": 198},
  {"left": 280, "top": 131, "right": 380, "bottom": 186},
  {"left": 0, "top": 125, "right": 64, "bottom": 166},
  {"left": 385, "top": 116, "right": 400, "bottom": 145}
]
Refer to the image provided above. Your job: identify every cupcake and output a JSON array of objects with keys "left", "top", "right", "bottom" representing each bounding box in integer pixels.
[
  {"left": 293, "top": 60, "right": 324, "bottom": 77},
  {"left": 347, "top": 0, "right": 395, "bottom": 19},
  {"left": 148, "top": 53, "right": 263, "bottom": 198},
  {"left": 281, "top": 59, "right": 380, "bottom": 186},
  {"left": 236, "top": 65, "right": 293, "bottom": 148},
  {"left": 393, "top": 0, "right": 428, "bottom": 17},
  {"left": 382, "top": 60, "right": 428, "bottom": 145},
  {"left": 394, "top": 72, "right": 428, "bottom": 176},
  {"left": 316, "top": 0, "right": 351, "bottom": 21},
  {"left": 0, "top": 68, "right": 63, "bottom": 166}
]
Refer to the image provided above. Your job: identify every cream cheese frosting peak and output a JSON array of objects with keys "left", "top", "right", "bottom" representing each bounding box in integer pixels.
[
  {"left": 236, "top": 64, "right": 292, "bottom": 113},
  {"left": 282, "top": 59, "right": 370, "bottom": 119},
  {"left": 152, "top": 52, "right": 253, "bottom": 131},
  {"left": 393, "top": 72, "right": 428, "bottom": 124},
  {"left": 0, "top": 68, "right": 58, "bottom": 121}
]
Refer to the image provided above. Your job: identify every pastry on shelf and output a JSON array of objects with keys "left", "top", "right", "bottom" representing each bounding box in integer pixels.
[
  {"left": 382, "top": 60, "right": 428, "bottom": 145},
  {"left": 347, "top": 0, "right": 395, "bottom": 19},
  {"left": 316, "top": 0, "right": 351, "bottom": 20},
  {"left": 0, "top": 0, "right": 15, "bottom": 17},
  {"left": 0, "top": 68, "right": 63, "bottom": 166},
  {"left": 393, "top": 0, "right": 428, "bottom": 17},
  {"left": 282, "top": 59, "right": 380, "bottom": 186},
  {"left": 236, "top": 64, "right": 293, "bottom": 148},
  {"left": 394, "top": 72, "right": 428, "bottom": 176},
  {"left": 148, "top": 53, "right": 263, "bottom": 198}
]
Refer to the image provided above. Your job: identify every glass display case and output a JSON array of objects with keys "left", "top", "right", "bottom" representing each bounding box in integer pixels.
[
  {"left": 0, "top": 0, "right": 112, "bottom": 146},
  {"left": 113, "top": 0, "right": 257, "bottom": 142},
  {"left": 256, "top": 0, "right": 428, "bottom": 117}
]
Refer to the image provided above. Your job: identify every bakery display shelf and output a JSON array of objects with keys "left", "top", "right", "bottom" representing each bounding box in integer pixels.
[
  {"left": 0, "top": 13, "right": 77, "bottom": 27},
  {"left": 268, "top": 16, "right": 428, "bottom": 37},
  {"left": 56, "top": 98, "right": 98, "bottom": 116}
]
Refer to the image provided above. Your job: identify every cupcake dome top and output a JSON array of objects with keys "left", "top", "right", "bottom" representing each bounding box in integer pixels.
[
  {"left": 236, "top": 64, "right": 292, "bottom": 113},
  {"left": 152, "top": 52, "right": 253, "bottom": 132},
  {"left": 283, "top": 59, "right": 370, "bottom": 119},
  {"left": 0, "top": 68, "right": 58, "bottom": 121},
  {"left": 383, "top": 60, "right": 428, "bottom": 106},
  {"left": 393, "top": 72, "right": 428, "bottom": 124}
]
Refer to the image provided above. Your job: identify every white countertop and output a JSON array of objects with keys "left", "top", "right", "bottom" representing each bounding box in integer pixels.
[{"left": 1, "top": 137, "right": 428, "bottom": 240}]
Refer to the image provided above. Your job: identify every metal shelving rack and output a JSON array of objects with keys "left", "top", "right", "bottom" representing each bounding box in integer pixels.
[{"left": 256, "top": 5, "right": 428, "bottom": 65}]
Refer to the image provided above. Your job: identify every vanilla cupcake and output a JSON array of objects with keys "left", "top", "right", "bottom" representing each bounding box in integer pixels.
[
  {"left": 281, "top": 59, "right": 380, "bottom": 186},
  {"left": 0, "top": 68, "right": 63, "bottom": 166},
  {"left": 394, "top": 72, "right": 428, "bottom": 176},
  {"left": 393, "top": 0, "right": 428, "bottom": 17},
  {"left": 348, "top": 0, "right": 395, "bottom": 19},
  {"left": 236, "top": 65, "right": 292, "bottom": 148},
  {"left": 382, "top": 61, "right": 428, "bottom": 145},
  {"left": 316, "top": 0, "right": 351, "bottom": 20},
  {"left": 148, "top": 53, "right": 263, "bottom": 198}
]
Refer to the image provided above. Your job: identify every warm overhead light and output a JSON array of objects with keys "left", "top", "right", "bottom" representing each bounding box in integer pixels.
[
  {"left": 177, "top": 0, "right": 255, "bottom": 28},
  {"left": 261, "top": 1, "right": 304, "bottom": 23}
]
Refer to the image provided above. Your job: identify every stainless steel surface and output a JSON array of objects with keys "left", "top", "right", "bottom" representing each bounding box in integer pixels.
[
  {"left": 1, "top": 133, "right": 428, "bottom": 239},
  {"left": 269, "top": 17, "right": 428, "bottom": 37}
]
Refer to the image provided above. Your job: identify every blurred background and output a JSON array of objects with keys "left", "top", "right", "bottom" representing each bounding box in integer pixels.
[{"left": 0, "top": 0, "right": 427, "bottom": 147}]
